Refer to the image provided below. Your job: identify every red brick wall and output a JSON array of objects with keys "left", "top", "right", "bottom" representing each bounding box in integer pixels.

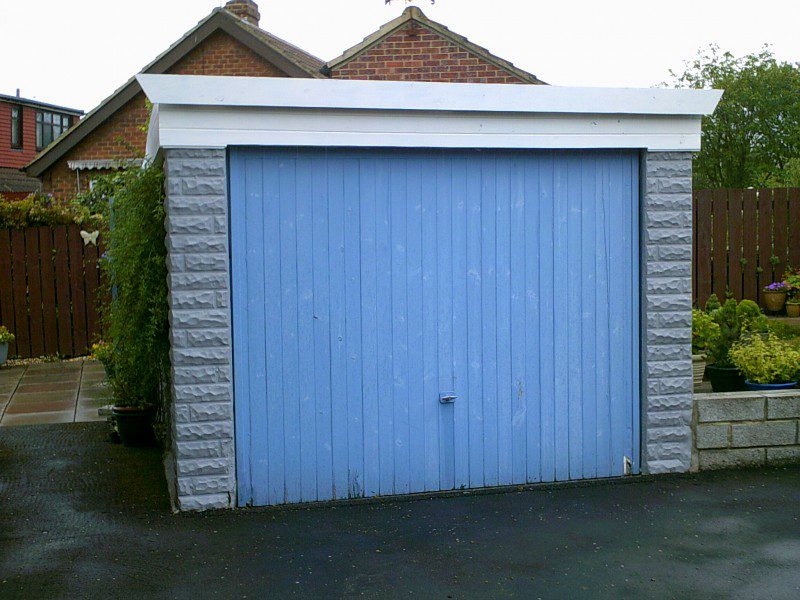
[
  {"left": 0, "top": 101, "right": 61, "bottom": 169},
  {"left": 331, "top": 22, "right": 527, "bottom": 84},
  {"left": 41, "top": 30, "right": 289, "bottom": 198}
]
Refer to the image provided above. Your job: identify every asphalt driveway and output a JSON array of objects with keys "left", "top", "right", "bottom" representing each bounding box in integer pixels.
[{"left": 1, "top": 423, "right": 799, "bottom": 599}]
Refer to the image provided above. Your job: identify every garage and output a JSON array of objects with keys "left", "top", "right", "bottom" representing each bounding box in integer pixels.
[
  {"left": 229, "top": 147, "right": 639, "bottom": 505},
  {"left": 138, "top": 74, "right": 720, "bottom": 510}
]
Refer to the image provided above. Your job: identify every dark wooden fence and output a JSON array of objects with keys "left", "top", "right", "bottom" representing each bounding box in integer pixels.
[
  {"left": 0, "top": 224, "right": 104, "bottom": 359},
  {"left": 693, "top": 188, "right": 800, "bottom": 307}
]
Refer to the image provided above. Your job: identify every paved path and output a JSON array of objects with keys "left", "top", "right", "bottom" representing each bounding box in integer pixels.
[
  {"left": 0, "top": 359, "right": 108, "bottom": 426},
  {"left": 1, "top": 423, "right": 799, "bottom": 599}
]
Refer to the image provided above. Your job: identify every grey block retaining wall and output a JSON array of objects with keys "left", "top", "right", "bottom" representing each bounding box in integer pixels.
[
  {"left": 641, "top": 152, "right": 694, "bottom": 474},
  {"left": 161, "top": 147, "right": 695, "bottom": 510},
  {"left": 693, "top": 391, "right": 800, "bottom": 470},
  {"left": 164, "top": 148, "right": 236, "bottom": 511}
]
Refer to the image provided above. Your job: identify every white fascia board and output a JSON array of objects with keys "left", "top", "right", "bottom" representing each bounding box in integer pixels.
[
  {"left": 154, "top": 105, "right": 704, "bottom": 152},
  {"left": 137, "top": 74, "right": 722, "bottom": 116}
]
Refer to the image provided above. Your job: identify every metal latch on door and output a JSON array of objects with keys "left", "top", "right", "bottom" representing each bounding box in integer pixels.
[{"left": 439, "top": 392, "right": 457, "bottom": 404}]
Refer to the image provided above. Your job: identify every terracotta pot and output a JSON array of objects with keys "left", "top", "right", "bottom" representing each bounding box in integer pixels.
[
  {"left": 691, "top": 354, "right": 706, "bottom": 388},
  {"left": 763, "top": 290, "right": 787, "bottom": 313},
  {"left": 787, "top": 303, "right": 800, "bottom": 318}
]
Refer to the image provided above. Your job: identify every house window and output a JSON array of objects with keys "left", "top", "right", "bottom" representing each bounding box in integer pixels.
[
  {"left": 10, "top": 106, "right": 22, "bottom": 149},
  {"left": 36, "top": 111, "right": 72, "bottom": 150}
]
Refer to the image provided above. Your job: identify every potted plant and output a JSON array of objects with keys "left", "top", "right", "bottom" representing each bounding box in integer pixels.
[
  {"left": 691, "top": 309, "right": 719, "bottom": 388},
  {"left": 787, "top": 299, "right": 800, "bottom": 318},
  {"left": 705, "top": 299, "right": 747, "bottom": 392},
  {"left": 730, "top": 334, "right": 800, "bottom": 390},
  {"left": 0, "top": 326, "right": 15, "bottom": 366},
  {"left": 763, "top": 281, "right": 790, "bottom": 313}
]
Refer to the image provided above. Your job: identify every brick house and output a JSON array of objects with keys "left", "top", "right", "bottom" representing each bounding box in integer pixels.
[
  {"left": 0, "top": 92, "right": 81, "bottom": 200},
  {"left": 26, "top": 2, "right": 543, "bottom": 198}
]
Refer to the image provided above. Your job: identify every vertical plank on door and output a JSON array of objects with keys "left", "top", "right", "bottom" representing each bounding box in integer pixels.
[
  {"left": 494, "top": 155, "right": 513, "bottom": 486},
  {"left": 450, "top": 155, "right": 470, "bottom": 489},
  {"left": 509, "top": 155, "right": 527, "bottom": 484},
  {"left": 279, "top": 154, "right": 302, "bottom": 504},
  {"left": 359, "top": 158, "right": 380, "bottom": 498},
  {"left": 580, "top": 155, "right": 598, "bottom": 479},
  {"left": 343, "top": 155, "right": 365, "bottom": 499},
  {"left": 389, "top": 156, "right": 410, "bottom": 495},
  {"left": 295, "top": 153, "right": 317, "bottom": 502},
  {"left": 538, "top": 155, "right": 556, "bottom": 482},
  {"left": 566, "top": 154, "right": 584, "bottom": 479},
  {"left": 465, "top": 154, "right": 485, "bottom": 488},
  {"left": 480, "top": 155, "right": 499, "bottom": 487},
  {"left": 552, "top": 158, "right": 570, "bottom": 481}
]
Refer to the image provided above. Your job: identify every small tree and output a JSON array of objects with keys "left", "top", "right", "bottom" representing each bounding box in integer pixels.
[{"left": 668, "top": 45, "right": 800, "bottom": 189}]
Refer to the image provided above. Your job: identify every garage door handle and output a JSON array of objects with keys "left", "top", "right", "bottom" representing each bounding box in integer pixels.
[{"left": 439, "top": 393, "right": 457, "bottom": 404}]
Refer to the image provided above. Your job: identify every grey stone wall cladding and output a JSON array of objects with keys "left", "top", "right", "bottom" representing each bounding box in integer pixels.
[
  {"left": 164, "top": 148, "right": 236, "bottom": 511},
  {"left": 693, "top": 391, "right": 800, "bottom": 470},
  {"left": 641, "top": 152, "right": 694, "bottom": 475}
]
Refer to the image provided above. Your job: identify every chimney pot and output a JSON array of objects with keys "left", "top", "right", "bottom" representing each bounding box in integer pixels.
[{"left": 224, "top": 0, "right": 260, "bottom": 26}]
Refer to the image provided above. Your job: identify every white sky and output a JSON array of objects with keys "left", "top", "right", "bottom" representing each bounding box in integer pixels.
[{"left": 2, "top": 0, "right": 799, "bottom": 112}]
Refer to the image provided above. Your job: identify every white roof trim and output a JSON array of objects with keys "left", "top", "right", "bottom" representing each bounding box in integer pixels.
[
  {"left": 140, "top": 75, "right": 722, "bottom": 156},
  {"left": 138, "top": 74, "right": 721, "bottom": 116}
]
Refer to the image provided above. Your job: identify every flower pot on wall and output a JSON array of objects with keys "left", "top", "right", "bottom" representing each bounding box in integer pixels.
[
  {"left": 744, "top": 380, "right": 798, "bottom": 391},
  {"left": 0, "top": 342, "right": 7, "bottom": 366},
  {"left": 763, "top": 291, "right": 787, "bottom": 313},
  {"left": 706, "top": 364, "right": 746, "bottom": 392},
  {"left": 787, "top": 303, "right": 800, "bottom": 318},
  {"left": 112, "top": 406, "right": 155, "bottom": 447},
  {"left": 692, "top": 354, "right": 706, "bottom": 388}
]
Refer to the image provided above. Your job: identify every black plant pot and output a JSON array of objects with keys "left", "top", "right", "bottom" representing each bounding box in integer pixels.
[
  {"left": 706, "top": 365, "right": 746, "bottom": 393},
  {"left": 112, "top": 406, "right": 155, "bottom": 447}
]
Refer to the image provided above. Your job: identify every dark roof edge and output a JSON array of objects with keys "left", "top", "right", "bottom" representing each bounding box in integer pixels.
[
  {"left": 326, "top": 7, "right": 545, "bottom": 85},
  {"left": 0, "top": 94, "right": 83, "bottom": 115},
  {"left": 26, "top": 9, "right": 324, "bottom": 177}
]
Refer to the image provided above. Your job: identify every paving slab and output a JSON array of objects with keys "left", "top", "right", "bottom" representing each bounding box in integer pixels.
[{"left": 0, "top": 359, "right": 109, "bottom": 426}]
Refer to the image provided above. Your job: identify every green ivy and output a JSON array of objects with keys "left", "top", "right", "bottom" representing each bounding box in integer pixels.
[{"left": 101, "top": 163, "right": 169, "bottom": 411}]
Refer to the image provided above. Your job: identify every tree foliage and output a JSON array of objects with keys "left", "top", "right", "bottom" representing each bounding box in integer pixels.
[{"left": 669, "top": 45, "right": 800, "bottom": 189}]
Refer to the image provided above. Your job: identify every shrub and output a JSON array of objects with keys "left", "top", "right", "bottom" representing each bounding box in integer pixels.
[
  {"left": 730, "top": 334, "right": 800, "bottom": 384},
  {"left": 705, "top": 293, "right": 722, "bottom": 313},
  {"left": 736, "top": 299, "right": 769, "bottom": 333},
  {"left": 706, "top": 299, "right": 741, "bottom": 367},
  {"left": 101, "top": 163, "right": 169, "bottom": 411},
  {"left": 692, "top": 309, "right": 719, "bottom": 355},
  {"left": 0, "top": 325, "right": 15, "bottom": 344},
  {"left": 0, "top": 193, "right": 100, "bottom": 229}
]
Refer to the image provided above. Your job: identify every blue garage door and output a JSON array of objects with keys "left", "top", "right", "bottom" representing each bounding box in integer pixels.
[{"left": 229, "top": 147, "right": 640, "bottom": 507}]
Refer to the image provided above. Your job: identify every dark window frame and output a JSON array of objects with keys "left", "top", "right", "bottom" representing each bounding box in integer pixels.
[
  {"left": 10, "top": 105, "right": 22, "bottom": 149},
  {"left": 35, "top": 110, "right": 72, "bottom": 151}
]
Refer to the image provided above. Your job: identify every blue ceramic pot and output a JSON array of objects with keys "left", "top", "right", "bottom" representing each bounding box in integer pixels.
[{"left": 744, "top": 380, "right": 798, "bottom": 391}]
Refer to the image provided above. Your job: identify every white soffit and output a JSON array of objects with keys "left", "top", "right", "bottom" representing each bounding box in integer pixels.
[{"left": 138, "top": 74, "right": 722, "bottom": 154}]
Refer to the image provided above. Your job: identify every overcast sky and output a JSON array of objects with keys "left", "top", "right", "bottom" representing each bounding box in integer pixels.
[{"left": 2, "top": 0, "right": 799, "bottom": 111}]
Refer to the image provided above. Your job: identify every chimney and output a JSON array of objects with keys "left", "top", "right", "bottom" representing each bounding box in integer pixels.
[{"left": 224, "top": 0, "right": 260, "bottom": 26}]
